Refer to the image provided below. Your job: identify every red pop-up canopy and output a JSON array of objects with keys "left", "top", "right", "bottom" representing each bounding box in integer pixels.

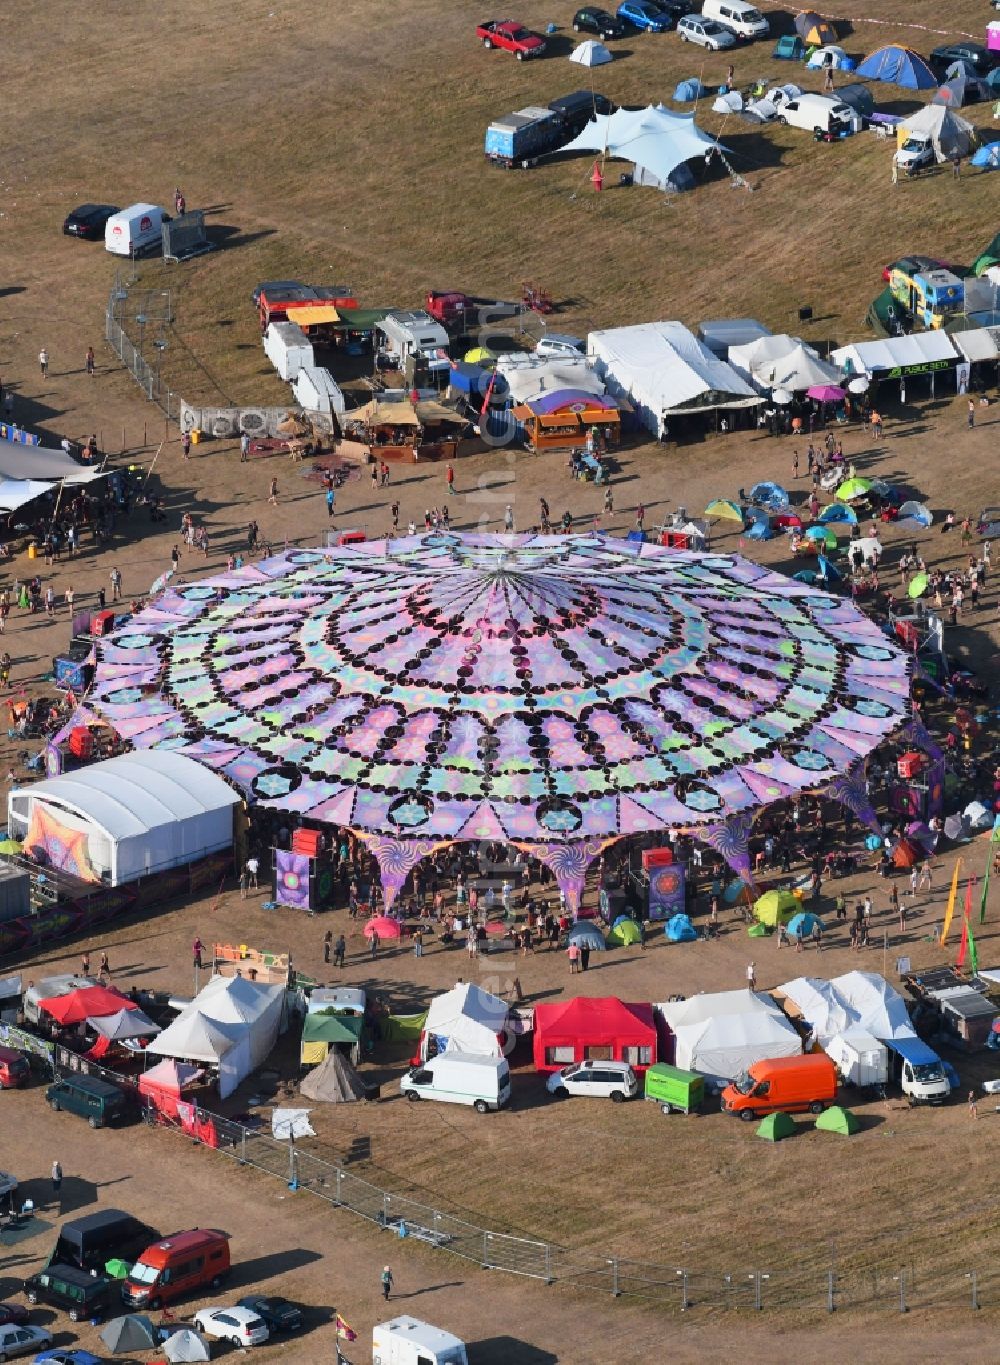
[
  {"left": 40, "top": 984, "right": 138, "bottom": 1027},
  {"left": 533, "top": 996, "right": 656, "bottom": 1073}
]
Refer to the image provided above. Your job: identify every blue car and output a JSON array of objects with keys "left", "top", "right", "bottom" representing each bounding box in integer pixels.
[
  {"left": 34, "top": 1351, "right": 105, "bottom": 1365},
  {"left": 617, "top": 0, "right": 671, "bottom": 30}
]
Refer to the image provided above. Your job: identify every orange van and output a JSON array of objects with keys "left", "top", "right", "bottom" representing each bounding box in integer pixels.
[
  {"left": 721, "top": 1054, "right": 837, "bottom": 1122},
  {"left": 122, "top": 1228, "right": 230, "bottom": 1308}
]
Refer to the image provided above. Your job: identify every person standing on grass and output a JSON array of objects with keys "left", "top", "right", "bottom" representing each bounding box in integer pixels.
[
  {"left": 967, "top": 399, "right": 975, "bottom": 430},
  {"left": 446, "top": 463, "right": 455, "bottom": 496},
  {"left": 567, "top": 940, "right": 580, "bottom": 974},
  {"left": 413, "top": 925, "right": 423, "bottom": 958},
  {"left": 192, "top": 937, "right": 203, "bottom": 970},
  {"left": 246, "top": 855, "right": 259, "bottom": 891},
  {"left": 326, "top": 487, "right": 336, "bottom": 518},
  {"left": 381, "top": 1266, "right": 394, "bottom": 1301},
  {"left": 369, "top": 927, "right": 380, "bottom": 960},
  {"left": 371, "top": 462, "right": 379, "bottom": 491},
  {"left": 268, "top": 477, "right": 279, "bottom": 505},
  {"left": 110, "top": 566, "right": 122, "bottom": 602},
  {"left": 323, "top": 930, "right": 333, "bottom": 964},
  {"left": 182, "top": 431, "right": 191, "bottom": 460},
  {"left": 81, "top": 950, "right": 90, "bottom": 977},
  {"left": 39, "top": 348, "right": 48, "bottom": 379},
  {"left": 85, "top": 346, "right": 96, "bottom": 377},
  {"left": 240, "top": 431, "right": 250, "bottom": 462},
  {"left": 334, "top": 933, "right": 346, "bottom": 968},
  {"left": 99, "top": 951, "right": 110, "bottom": 981},
  {"left": 390, "top": 501, "right": 400, "bottom": 533},
  {"left": 51, "top": 1160, "right": 62, "bottom": 1200},
  {"left": 746, "top": 960, "right": 756, "bottom": 991}
]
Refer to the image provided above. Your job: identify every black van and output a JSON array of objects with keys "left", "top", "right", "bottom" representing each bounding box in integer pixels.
[
  {"left": 24, "top": 1264, "right": 114, "bottom": 1321},
  {"left": 50, "top": 1209, "right": 159, "bottom": 1273},
  {"left": 45, "top": 1075, "right": 129, "bottom": 1128}
]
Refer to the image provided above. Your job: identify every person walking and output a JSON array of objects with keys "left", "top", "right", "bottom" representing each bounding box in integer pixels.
[
  {"left": 918, "top": 859, "right": 932, "bottom": 892},
  {"left": 39, "top": 348, "right": 49, "bottom": 379},
  {"left": 369, "top": 927, "right": 380, "bottom": 960},
  {"left": 268, "top": 477, "right": 279, "bottom": 505},
  {"left": 413, "top": 926, "right": 423, "bottom": 958},
  {"left": 85, "top": 346, "right": 96, "bottom": 377},
  {"left": 580, "top": 942, "right": 591, "bottom": 972},
  {"left": 371, "top": 462, "right": 379, "bottom": 491},
  {"left": 240, "top": 431, "right": 250, "bottom": 462},
  {"left": 323, "top": 930, "right": 333, "bottom": 964},
  {"left": 967, "top": 398, "right": 975, "bottom": 430},
  {"left": 182, "top": 431, "right": 191, "bottom": 460},
  {"left": 110, "top": 566, "right": 122, "bottom": 602},
  {"left": 98, "top": 951, "right": 110, "bottom": 981},
  {"left": 326, "top": 487, "right": 336, "bottom": 518},
  {"left": 381, "top": 1266, "right": 394, "bottom": 1301},
  {"left": 504, "top": 504, "right": 514, "bottom": 532},
  {"left": 334, "top": 933, "right": 346, "bottom": 968},
  {"left": 192, "top": 937, "right": 203, "bottom": 970},
  {"left": 390, "top": 500, "right": 400, "bottom": 533},
  {"left": 51, "top": 1160, "right": 62, "bottom": 1200},
  {"left": 246, "top": 855, "right": 259, "bottom": 891},
  {"left": 81, "top": 950, "right": 91, "bottom": 976},
  {"left": 446, "top": 463, "right": 455, "bottom": 496},
  {"left": 823, "top": 64, "right": 834, "bottom": 93},
  {"left": 746, "top": 960, "right": 756, "bottom": 991},
  {"left": 969, "top": 1089, "right": 978, "bottom": 1118},
  {"left": 567, "top": 941, "right": 580, "bottom": 974}
]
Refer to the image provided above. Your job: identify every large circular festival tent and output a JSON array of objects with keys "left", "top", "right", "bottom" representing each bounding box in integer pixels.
[{"left": 87, "top": 533, "right": 922, "bottom": 908}]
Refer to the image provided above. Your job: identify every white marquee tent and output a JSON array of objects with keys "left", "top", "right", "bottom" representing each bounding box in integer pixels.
[
  {"left": 766, "top": 343, "right": 842, "bottom": 392},
  {"left": 588, "top": 321, "right": 759, "bottom": 435},
  {"left": 148, "top": 974, "right": 285, "bottom": 1099},
  {"left": 422, "top": 982, "right": 510, "bottom": 1059},
  {"left": 831, "top": 331, "right": 960, "bottom": 376},
  {"left": 777, "top": 972, "right": 914, "bottom": 1046},
  {"left": 563, "top": 104, "right": 725, "bottom": 191},
  {"left": 657, "top": 990, "right": 801, "bottom": 1080},
  {"left": 8, "top": 751, "right": 239, "bottom": 886}
]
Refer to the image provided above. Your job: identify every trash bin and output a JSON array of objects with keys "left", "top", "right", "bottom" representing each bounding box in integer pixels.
[{"left": 190, "top": 429, "right": 202, "bottom": 445}]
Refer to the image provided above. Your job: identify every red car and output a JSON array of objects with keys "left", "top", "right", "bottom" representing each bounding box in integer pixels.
[
  {"left": 476, "top": 19, "right": 547, "bottom": 58},
  {"left": 0, "top": 1302, "right": 30, "bottom": 1327}
]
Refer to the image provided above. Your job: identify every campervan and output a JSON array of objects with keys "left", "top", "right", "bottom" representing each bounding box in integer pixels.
[
  {"left": 104, "top": 203, "right": 167, "bottom": 257},
  {"left": 701, "top": 0, "right": 769, "bottom": 39},
  {"left": 373, "top": 1317, "right": 469, "bottom": 1365}
]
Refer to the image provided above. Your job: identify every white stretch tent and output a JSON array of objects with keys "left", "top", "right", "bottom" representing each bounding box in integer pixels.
[
  {"left": 0, "top": 438, "right": 106, "bottom": 485},
  {"left": 423, "top": 983, "right": 509, "bottom": 1059},
  {"left": 657, "top": 990, "right": 801, "bottom": 1080},
  {"left": 148, "top": 975, "right": 285, "bottom": 1099},
  {"left": 496, "top": 354, "right": 605, "bottom": 405},
  {"left": 570, "top": 39, "right": 612, "bottom": 66},
  {"left": 563, "top": 105, "right": 725, "bottom": 191},
  {"left": 832, "top": 331, "right": 960, "bottom": 376},
  {"left": 589, "top": 321, "right": 759, "bottom": 435},
  {"left": 8, "top": 751, "right": 239, "bottom": 885},
  {"left": 0, "top": 479, "right": 56, "bottom": 513}
]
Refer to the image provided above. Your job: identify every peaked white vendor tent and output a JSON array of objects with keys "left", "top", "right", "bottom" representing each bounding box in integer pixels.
[
  {"left": 766, "top": 343, "right": 842, "bottom": 392},
  {"left": 775, "top": 977, "right": 855, "bottom": 1046},
  {"left": 423, "top": 982, "right": 509, "bottom": 1058},
  {"left": 563, "top": 104, "right": 726, "bottom": 191},
  {"left": 777, "top": 971, "right": 914, "bottom": 1045},
  {"left": 589, "top": 321, "right": 759, "bottom": 435},
  {"left": 148, "top": 974, "right": 285, "bottom": 1098},
  {"left": 657, "top": 990, "right": 801, "bottom": 1080}
]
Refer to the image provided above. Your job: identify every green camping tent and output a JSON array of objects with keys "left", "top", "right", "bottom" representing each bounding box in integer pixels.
[
  {"left": 608, "top": 918, "right": 642, "bottom": 947},
  {"left": 754, "top": 889, "right": 799, "bottom": 927},
  {"left": 815, "top": 1104, "right": 860, "bottom": 1135},
  {"left": 756, "top": 1111, "right": 796, "bottom": 1141}
]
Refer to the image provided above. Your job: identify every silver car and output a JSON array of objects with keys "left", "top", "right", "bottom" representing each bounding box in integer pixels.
[
  {"left": 677, "top": 14, "right": 736, "bottom": 47},
  {"left": 546, "top": 1060, "right": 639, "bottom": 1101}
]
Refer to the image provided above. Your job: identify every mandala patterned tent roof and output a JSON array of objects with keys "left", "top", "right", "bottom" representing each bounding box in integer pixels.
[{"left": 88, "top": 533, "right": 911, "bottom": 870}]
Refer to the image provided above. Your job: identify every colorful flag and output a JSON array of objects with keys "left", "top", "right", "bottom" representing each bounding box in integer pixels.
[
  {"left": 968, "top": 912, "right": 980, "bottom": 976},
  {"left": 958, "top": 879, "right": 977, "bottom": 971},
  {"left": 336, "top": 1314, "right": 358, "bottom": 1342},
  {"left": 981, "top": 824, "right": 999, "bottom": 925},
  {"left": 940, "top": 858, "right": 961, "bottom": 946}
]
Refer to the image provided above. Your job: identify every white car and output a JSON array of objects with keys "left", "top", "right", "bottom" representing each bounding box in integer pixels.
[
  {"left": 677, "top": 14, "right": 736, "bottom": 47},
  {"left": 0, "top": 1323, "right": 53, "bottom": 1360},
  {"left": 192, "top": 1306, "right": 270, "bottom": 1347},
  {"left": 546, "top": 1059, "right": 639, "bottom": 1101},
  {"left": 535, "top": 333, "right": 585, "bottom": 358}
]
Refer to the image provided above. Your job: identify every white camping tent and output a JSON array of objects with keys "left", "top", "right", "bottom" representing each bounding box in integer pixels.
[
  {"left": 570, "top": 39, "right": 612, "bottom": 66},
  {"left": 148, "top": 974, "right": 285, "bottom": 1098},
  {"left": 8, "top": 750, "right": 238, "bottom": 886},
  {"left": 657, "top": 990, "right": 801, "bottom": 1081},
  {"left": 898, "top": 103, "right": 974, "bottom": 163},
  {"left": 589, "top": 321, "right": 759, "bottom": 435},
  {"left": 422, "top": 982, "right": 509, "bottom": 1060},
  {"left": 563, "top": 105, "right": 726, "bottom": 191}
]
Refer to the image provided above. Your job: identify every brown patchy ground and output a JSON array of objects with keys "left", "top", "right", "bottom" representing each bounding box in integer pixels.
[{"left": 1, "top": 0, "right": 1000, "bottom": 1358}]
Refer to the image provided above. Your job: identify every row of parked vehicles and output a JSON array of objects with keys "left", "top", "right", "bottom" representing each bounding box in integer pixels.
[{"left": 477, "top": 2, "right": 770, "bottom": 58}]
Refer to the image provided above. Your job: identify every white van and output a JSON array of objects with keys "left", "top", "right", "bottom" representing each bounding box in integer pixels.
[
  {"left": 400, "top": 1053, "right": 511, "bottom": 1113},
  {"left": 776, "top": 93, "right": 856, "bottom": 136},
  {"left": 373, "top": 1317, "right": 468, "bottom": 1365},
  {"left": 701, "top": 0, "right": 769, "bottom": 40},
  {"left": 104, "top": 202, "right": 167, "bottom": 256}
]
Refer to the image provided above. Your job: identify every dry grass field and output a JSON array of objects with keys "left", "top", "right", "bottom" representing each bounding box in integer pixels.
[{"left": 2, "top": 1, "right": 1000, "bottom": 1356}]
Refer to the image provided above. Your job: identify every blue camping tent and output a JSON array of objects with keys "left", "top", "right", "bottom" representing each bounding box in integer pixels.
[
  {"left": 856, "top": 45, "right": 936, "bottom": 90},
  {"left": 787, "top": 911, "right": 823, "bottom": 938},
  {"left": 750, "top": 480, "right": 789, "bottom": 510},
  {"left": 673, "top": 77, "right": 706, "bottom": 102},
  {"left": 665, "top": 913, "right": 697, "bottom": 942},
  {"left": 972, "top": 142, "right": 1000, "bottom": 169},
  {"left": 567, "top": 921, "right": 607, "bottom": 950},
  {"left": 745, "top": 508, "right": 772, "bottom": 540}
]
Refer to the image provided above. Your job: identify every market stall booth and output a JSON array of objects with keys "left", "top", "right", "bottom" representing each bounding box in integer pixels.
[{"left": 533, "top": 997, "right": 656, "bottom": 1073}]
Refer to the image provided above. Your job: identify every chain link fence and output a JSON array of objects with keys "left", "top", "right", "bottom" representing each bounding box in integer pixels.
[{"left": 105, "top": 278, "right": 180, "bottom": 422}]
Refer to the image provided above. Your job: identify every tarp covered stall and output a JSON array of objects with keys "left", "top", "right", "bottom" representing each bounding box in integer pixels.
[
  {"left": 421, "top": 982, "right": 509, "bottom": 1061},
  {"left": 88, "top": 1007, "right": 161, "bottom": 1041},
  {"left": 562, "top": 105, "right": 726, "bottom": 192},
  {"left": 147, "top": 974, "right": 285, "bottom": 1099},
  {"left": 588, "top": 321, "right": 759, "bottom": 436},
  {"left": 496, "top": 354, "right": 605, "bottom": 405},
  {"left": 300, "top": 1010, "right": 363, "bottom": 1066},
  {"left": 40, "top": 984, "right": 138, "bottom": 1027},
  {"left": 138, "top": 1058, "right": 202, "bottom": 1120},
  {"left": 776, "top": 977, "right": 853, "bottom": 1046},
  {"left": 779, "top": 972, "right": 915, "bottom": 1045},
  {"left": 8, "top": 751, "right": 239, "bottom": 886},
  {"left": 832, "top": 332, "right": 960, "bottom": 376},
  {"left": 657, "top": 990, "right": 801, "bottom": 1081},
  {"left": 263, "top": 322, "right": 314, "bottom": 382},
  {"left": 533, "top": 997, "right": 656, "bottom": 1072}
]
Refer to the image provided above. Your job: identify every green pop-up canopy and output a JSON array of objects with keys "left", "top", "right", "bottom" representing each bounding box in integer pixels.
[
  {"left": 815, "top": 1104, "right": 860, "bottom": 1135},
  {"left": 756, "top": 1111, "right": 796, "bottom": 1141}
]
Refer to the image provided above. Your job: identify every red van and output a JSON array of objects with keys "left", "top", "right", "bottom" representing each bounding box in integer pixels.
[
  {"left": 0, "top": 1045, "right": 31, "bottom": 1089},
  {"left": 122, "top": 1229, "right": 230, "bottom": 1308}
]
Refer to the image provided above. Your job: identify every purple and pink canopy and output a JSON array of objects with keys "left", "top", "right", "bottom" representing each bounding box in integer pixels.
[{"left": 87, "top": 533, "right": 912, "bottom": 905}]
